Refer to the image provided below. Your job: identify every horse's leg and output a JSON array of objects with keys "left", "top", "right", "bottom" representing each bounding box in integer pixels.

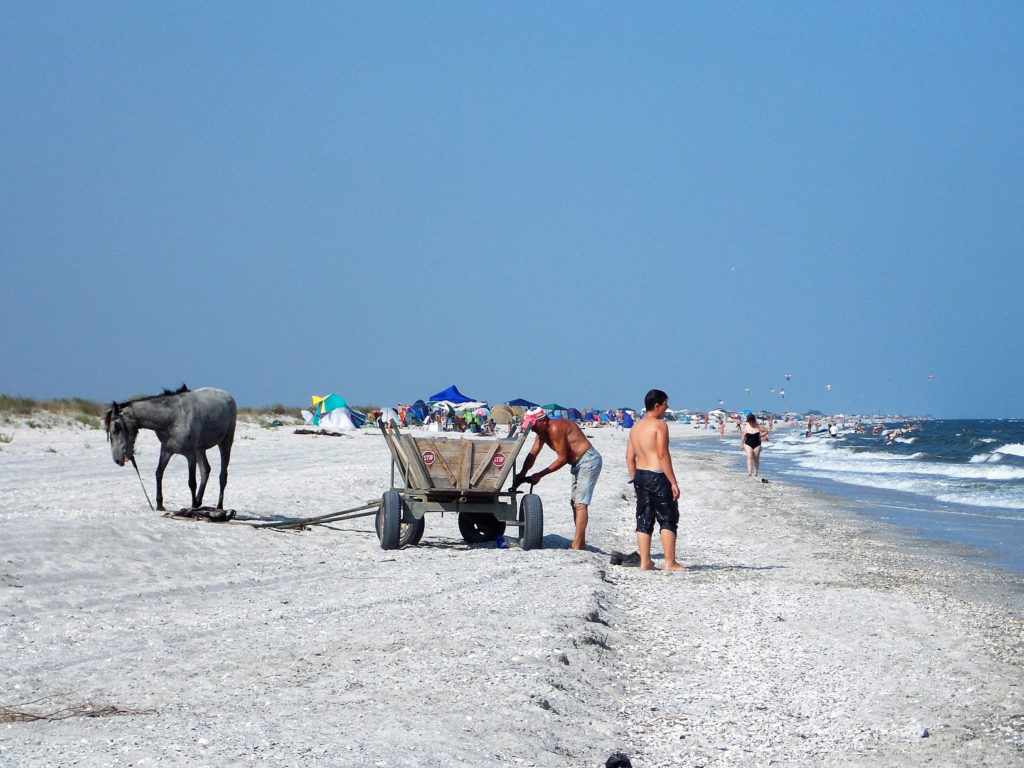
[
  {"left": 216, "top": 438, "right": 232, "bottom": 509},
  {"left": 155, "top": 448, "right": 173, "bottom": 512},
  {"left": 195, "top": 452, "right": 211, "bottom": 508},
  {"left": 187, "top": 454, "right": 199, "bottom": 509}
]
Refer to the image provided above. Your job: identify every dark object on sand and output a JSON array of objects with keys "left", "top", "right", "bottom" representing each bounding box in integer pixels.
[
  {"left": 105, "top": 385, "right": 236, "bottom": 512},
  {"left": 762, "top": 477, "right": 770, "bottom": 484},
  {"left": 610, "top": 551, "right": 641, "bottom": 567},
  {"left": 606, "top": 753, "right": 633, "bottom": 768},
  {"left": 165, "top": 506, "right": 237, "bottom": 522}
]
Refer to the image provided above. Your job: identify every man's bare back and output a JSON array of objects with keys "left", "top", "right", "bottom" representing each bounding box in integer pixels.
[
  {"left": 515, "top": 418, "right": 594, "bottom": 485},
  {"left": 627, "top": 411, "right": 677, "bottom": 490},
  {"left": 537, "top": 419, "right": 593, "bottom": 466},
  {"left": 628, "top": 416, "right": 669, "bottom": 472}
]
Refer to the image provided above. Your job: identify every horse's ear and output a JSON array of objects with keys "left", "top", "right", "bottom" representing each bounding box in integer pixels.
[{"left": 111, "top": 402, "right": 119, "bottom": 416}]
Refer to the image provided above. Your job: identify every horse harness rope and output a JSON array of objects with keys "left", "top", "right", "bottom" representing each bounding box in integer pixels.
[{"left": 114, "top": 405, "right": 155, "bottom": 511}]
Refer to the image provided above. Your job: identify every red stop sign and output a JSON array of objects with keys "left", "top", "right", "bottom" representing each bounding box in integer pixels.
[
  {"left": 493, "top": 452, "right": 505, "bottom": 468},
  {"left": 422, "top": 450, "right": 435, "bottom": 466}
]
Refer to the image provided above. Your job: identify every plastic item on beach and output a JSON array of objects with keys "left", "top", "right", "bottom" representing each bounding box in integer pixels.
[{"left": 495, "top": 534, "right": 507, "bottom": 549}]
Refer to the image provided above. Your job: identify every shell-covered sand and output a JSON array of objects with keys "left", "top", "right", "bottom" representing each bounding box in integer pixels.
[{"left": 1, "top": 419, "right": 1022, "bottom": 767}]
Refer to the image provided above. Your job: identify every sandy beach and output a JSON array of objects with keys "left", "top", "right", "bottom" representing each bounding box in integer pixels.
[{"left": 1, "top": 417, "right": 1022, "bottom": 767}]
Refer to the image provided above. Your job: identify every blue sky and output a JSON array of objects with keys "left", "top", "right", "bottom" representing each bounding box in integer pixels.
[{"left": 2, "top": 3, "right": 1022, "bottom": 417}]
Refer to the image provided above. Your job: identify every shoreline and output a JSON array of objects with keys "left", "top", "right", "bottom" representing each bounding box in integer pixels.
[
  {"left": 1, "top": 420, "right": 1021, "bottom": 766},
  {"left": 671, "top": 422, "right": 1024, "bottom": 578}
]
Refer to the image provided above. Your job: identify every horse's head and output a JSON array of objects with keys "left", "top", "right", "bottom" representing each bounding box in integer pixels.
[{"left": 104, "top": 402, "right": 137, "bottom": 466}]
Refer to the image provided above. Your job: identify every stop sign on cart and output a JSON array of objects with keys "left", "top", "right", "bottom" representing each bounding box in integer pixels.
[
  {"left": 421, "top": 450, "right": 436, "bottom": 466},
  {"left": 493, "top": 452, "right": 505, "bottom": 468}
]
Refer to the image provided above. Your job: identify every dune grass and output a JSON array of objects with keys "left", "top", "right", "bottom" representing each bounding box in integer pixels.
[{"left": 0, "top": 395, "right": 306, "bottom": 429}]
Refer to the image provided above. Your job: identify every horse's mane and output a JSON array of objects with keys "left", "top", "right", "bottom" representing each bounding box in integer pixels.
[{"left": 111, "top": 384, "right": 190, "bottom": 412}]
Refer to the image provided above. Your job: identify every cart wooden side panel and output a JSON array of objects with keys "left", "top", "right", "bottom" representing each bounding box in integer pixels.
[
  {"left": 379, "top": 420, "right": 531, "bottom": 495},
  {"left": 411, "top": 432, "right": 529, "bottom": 493}
]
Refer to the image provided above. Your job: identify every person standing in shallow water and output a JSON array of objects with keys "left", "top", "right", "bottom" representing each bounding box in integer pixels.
[
  {"left": 626, "top": 389, "right": 685, "bottom": 571},
  {"left": 741, "top": 412, "right": 763, "bottom": 476}
]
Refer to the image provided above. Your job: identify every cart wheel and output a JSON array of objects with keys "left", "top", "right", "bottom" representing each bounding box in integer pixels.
[
  {"left": 377, "top": 491, "right": 402, "bottom": 550},
  {"left": 377, "top": 491, "right": 425, "bottom": 550},
  {"left": 519, "top": 493, "right": 543, "bottom": 550},
  {"left": 405, "top": 515, "right": 426, "bottom": 546},
  {"left": 458, "top": 512, "right": 506, "bottom": 543}
]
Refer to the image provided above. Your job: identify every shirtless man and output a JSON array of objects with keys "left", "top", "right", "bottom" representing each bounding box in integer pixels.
[
  {"left": 626, "top": 389, "right": 685, "bottom": 571},
  {"left": 513, "top": 407, "right": 602, "bottom": 550}
]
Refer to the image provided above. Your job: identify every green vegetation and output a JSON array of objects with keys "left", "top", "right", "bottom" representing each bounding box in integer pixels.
[
  {"left": 0, "top": 394, "right": 305, "bottom": 428},
  {"left": 0, "top": 395, "right": 106, "bottom": 428}
]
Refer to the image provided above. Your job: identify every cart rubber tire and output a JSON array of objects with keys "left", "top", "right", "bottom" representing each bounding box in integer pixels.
[
  {"left": 405, "top": 515, "right": 426, "bottom": 546},
  {"left": 519, "top": 493, "right": 543, "bottom": 550},
  {"left": 377, "top": 491, "right": 402, "bottom": 550},
  {"left": 376, "top": 492, "right": 425, "bottom": 550},
  {"left": 458, "top": 512, "right": 506, "bottom": 543}
]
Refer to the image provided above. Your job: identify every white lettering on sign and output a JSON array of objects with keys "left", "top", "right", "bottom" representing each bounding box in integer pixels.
[
  {"left": 493, "top": 452, "right": 505, "bottom": 468},
  {"left": 422, "top": 450, "right": 436, "bottom": 466}
]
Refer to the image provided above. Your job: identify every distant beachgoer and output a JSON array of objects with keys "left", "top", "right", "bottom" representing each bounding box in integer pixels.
[
  {"left": 741, "top": 413, "right": 763, "bottom": 477},
  {"left": 717, "top": 417, "right": 725, "bottom": 437},
  {"left": 828, "top": 422, "right": 838, "bottom": 438},
  {"left": 513, "top": 408, "right": 602, "bottom": 550},
  {"left": 626, "top": 389, "right": 684, "bottom": 571}
]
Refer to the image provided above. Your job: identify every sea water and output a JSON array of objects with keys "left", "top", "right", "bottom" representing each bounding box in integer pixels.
[{"left": 674, "top": 419, "right": 1024, "bottom": 574}]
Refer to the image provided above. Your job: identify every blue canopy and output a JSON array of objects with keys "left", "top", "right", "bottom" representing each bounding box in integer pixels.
[
  {"left": 428, "top": 384, "right": 475, "bottom": 404},
  {"left": 507, "top": 398, "right": 539, "bottom": 408}
]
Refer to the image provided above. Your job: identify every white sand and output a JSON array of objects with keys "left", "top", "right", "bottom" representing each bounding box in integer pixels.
[{"left": 1, "top": 418, "right": 1022, "bottom": 767}]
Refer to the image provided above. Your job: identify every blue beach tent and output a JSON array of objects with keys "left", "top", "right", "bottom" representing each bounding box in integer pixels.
[
  {"left": 407, "top": 400, "right": 429, "bottom": 422},
  {"left": 428, "top": 384, "right": 475, "bottom": 404}
]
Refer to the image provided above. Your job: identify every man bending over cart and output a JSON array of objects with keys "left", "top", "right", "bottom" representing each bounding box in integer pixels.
[{"left": 513, "top": 407, "right": 602, "bottom": 550}]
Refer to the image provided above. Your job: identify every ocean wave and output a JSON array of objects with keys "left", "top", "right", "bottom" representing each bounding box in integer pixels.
[
  {"left": 791, "top": 467, "right": 1024, "bottom": 512},
  {"left": 995, "top": 443, "right": 1024, "bottom": 458},
  {"left": 968, "top": 443, "right": 1024, "bottom": 464},
  {"left": 934, "top": 492, "right": 1024, "bottom": 512},
  {"left": 787, "top": 453, "right": 1024, "bottom": 482}
]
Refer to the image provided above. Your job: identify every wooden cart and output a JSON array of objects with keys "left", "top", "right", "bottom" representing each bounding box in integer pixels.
[{"left": 376, "top": 420, "right": 543, "bottom": 550}]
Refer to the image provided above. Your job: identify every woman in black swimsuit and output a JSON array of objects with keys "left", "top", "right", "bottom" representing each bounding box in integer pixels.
[{"left": 740, "top": 413, "right": 763, "bottom": 477}]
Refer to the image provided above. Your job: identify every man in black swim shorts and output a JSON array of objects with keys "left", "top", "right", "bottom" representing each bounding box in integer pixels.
[
  {"left": 625, "top": 389, "right": 686, "bottom": 571},
  {"left": 633, "top": 468, "right": 679, "bottom": 536}
]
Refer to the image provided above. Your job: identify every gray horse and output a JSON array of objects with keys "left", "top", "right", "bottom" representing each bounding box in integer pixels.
[{"left": 105, "top": 385, "right": 237, "bottom": 511}]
